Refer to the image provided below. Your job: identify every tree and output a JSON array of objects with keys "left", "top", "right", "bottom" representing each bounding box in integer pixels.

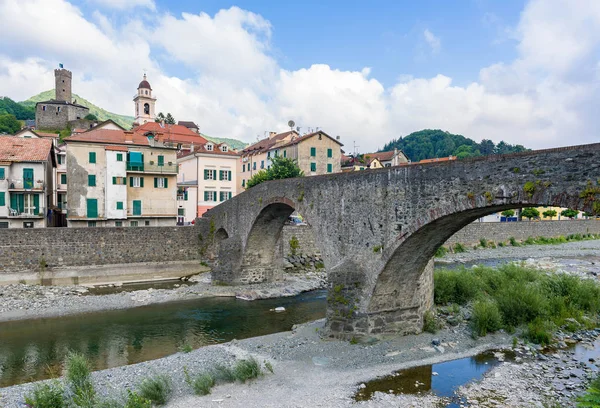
[
  {"left": 165, "top": 113, "right": 176, "bottom": 124},
  {"left": 0, "top": 114, "right": 21, "bottom": 134},
  {"left": 155, "top": 112, "right": 166, "bottom": 123},
  {"left": 246, "top": 156, "right": 303, "bottom": 188},
  {"left": 521, "top": 207, "right": 540, "bottom": 221},
  {"left": 501, "top": 210, "right": 515, "bottom": 218},
  {"left": 479, "top": 139, "right": 495, "bottom": 155},
  {"left": 560, "top": 209, "right": 579, "bottom": 219},
  {"left": 84, "top": 113, "right": 98, "bottom": 121},
  {"left": 542, "top": 209, "right": 557, "bottom": 219}
]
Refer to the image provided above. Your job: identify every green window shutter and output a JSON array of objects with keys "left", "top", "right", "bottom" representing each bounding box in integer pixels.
[
  {"left": 158, "top": 155, "right": 164, "bottom": 166},
  {"left": 0, "top": 168, "right": 4, "bottom": 179},
  {"left": 242, "top": 179, "right": 245, "bottom": 187},
  {"left": 327, "top": 163, "right": 332, "bottom": 173},
  {"left": 61, "top": 174, "right": 67, "bottom": 184},
  {"left": 243, "top": 164, "right": 245, "bottom": 172},
  {"left": 10, "top": 194, "right": 17, "bottom": 210},
  {"left": 310, "top": 162, "right": 316, "bottom": 172},
  {"left": 213, "top": 170, "right": 217, "bottom": 180},
  {"left": 116, "top": 201, "right": 123, "bottom": 210},
  {"left": 87, "top": 199, "right": 98, "bottom": 218},
  {"left": 164, "top": 178, "right": 168, "bottom": 189},
  {"left": 89, "top": 152, "right": 96, "bottom": 163},
  {"left": 204, "top": 169, "right": 209, "bottom": 180},
  {"left": 0, "top": 192, "right": 5, "bottom": 206},
  {"left": 23, "top": 168, "right": 33, "bottom": 189},
  {"left": 116, "top": 153, "right": 123, "bottom": 162},
  {"left": 184, "top": 190, "right": 188, "bottom": 200},
  {"left": 140, "top": 177, "right": 144, "bottom": 187},
  {"left": 327, "top": 148, "right": 332, "bottom": 158},
  {"left": 204, "top": 191, "right": 209, "bottom": 201},
  {"left": 154, "top": 177, "right": 158, "bottom": 188},
  {"left": 228, "top": 192, "right": 232, "bottom": 199},
  {"left": 228, "top": 171, "right": 232, "bottom": 181},
  {"left": 112, "top": 176, "right": 117, "bottom": 185},
  {"left": 133, "top": 200, "right": 142, "bottom": 216},
  {"left": 219, "top": 170, "right": 223, "bottom": 181},
  {"left": 283, "top": 150, "right": 287, "bottom": 158},
  {"left": 33, "top": 194, "right": 39, "bottom": 214},
  {"left": 310, "top": 147, "right": 316, "bottom": 157},
  {"left": 129, "top": 177, "right": 133, "bottom": 187},
  {"left": 88, "top": 175, "right": 96, "bottom": 187}
]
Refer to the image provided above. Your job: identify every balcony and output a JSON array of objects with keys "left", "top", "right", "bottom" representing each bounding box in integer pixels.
[
  {"left": 126, "top": 162, "right": 178, "bottom": 174},
  {"left": 8, "top": 179, "right": 45, "bottom": 191}
]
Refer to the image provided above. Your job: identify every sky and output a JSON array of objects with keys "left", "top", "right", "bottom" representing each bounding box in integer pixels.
[{"left": 0, "top": 0, "right": 599, "bottom": 151}]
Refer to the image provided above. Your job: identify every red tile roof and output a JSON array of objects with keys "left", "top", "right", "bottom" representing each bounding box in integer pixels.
[
  {"left": 0, "top": 136, "right": 53, "bottom": 162},
  {"left": 134, "top": 122, "right": 208, "bottom": 145},
  {"left": 66, "top": 129, "right": 151, "bottom": 146},
  {"left": 178, "top": 142, "right": 240, "bottom": 159},
  {"left": 105, "top": 145, "right": 129, "bottom": 151},
  {"left": 365, "top": 151, "right": 395, "bottom": 162},
  {"left": 242, "top": 131, "right": 297, "bottom": 154},
  {"left": 277, "top": 131, "right": 343, "bottom": 149}
]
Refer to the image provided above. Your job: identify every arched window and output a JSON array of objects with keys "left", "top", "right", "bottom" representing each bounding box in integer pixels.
[{"left": 144, "top": 103, "right": 150, "bottom": 114}]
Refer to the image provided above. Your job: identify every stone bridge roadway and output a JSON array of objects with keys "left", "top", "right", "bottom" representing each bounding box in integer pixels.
[{"left": 197, "top": 143, "right": 600, "bottom": 338}]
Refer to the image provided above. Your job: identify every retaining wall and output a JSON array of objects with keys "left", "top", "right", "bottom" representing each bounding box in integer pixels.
[{"left": 445, "top": 219, "right": 600, "bottom": 246}]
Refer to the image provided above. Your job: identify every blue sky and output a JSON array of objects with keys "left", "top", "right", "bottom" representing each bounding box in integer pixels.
[{"left": 1, "top": 0, "right": 599, "bottom": 150}]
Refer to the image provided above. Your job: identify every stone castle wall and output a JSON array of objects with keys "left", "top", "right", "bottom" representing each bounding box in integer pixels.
[
  {"left": 445, "top": 219, "right": 600, "bottom": 246},
  {"left": 0, "top": 226, "right": 200, "bottom": 273}
]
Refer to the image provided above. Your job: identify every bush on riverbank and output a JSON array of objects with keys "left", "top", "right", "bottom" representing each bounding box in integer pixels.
[
  {"left": 577, "top": 372, "right": 600, "bottom": 407},
  {"left": 434, "top": 264, "right": 600, "bottom": 342}
]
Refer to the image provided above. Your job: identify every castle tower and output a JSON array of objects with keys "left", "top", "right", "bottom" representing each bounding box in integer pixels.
[
  {"left": 133, "top": 74, "right": 157, "bottom": 126},
  {"left": 55, "top": 68, "right": 72, "bottom": 102}
]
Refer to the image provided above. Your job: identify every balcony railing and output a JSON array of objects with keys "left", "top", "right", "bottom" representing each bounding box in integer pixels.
[
  {"left": 8, "top": 179, "right": 44, "bottom": 190},
  {"left": 126, "top": 162, "right": 178, "bottom": 174}
]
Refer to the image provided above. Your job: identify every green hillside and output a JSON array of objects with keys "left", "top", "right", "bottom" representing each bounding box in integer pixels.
[
  {"left": 201, "top": 133, "right": 248, "bottom": 151},
  {"left": 0, "top": 97, "right": 35, "bottom": 120},
  {"left": 380, "top": 129, "right": 528, "bottom": 161},
  {"left": 21, "top": 90, "right": 135, "bottom": 130}
]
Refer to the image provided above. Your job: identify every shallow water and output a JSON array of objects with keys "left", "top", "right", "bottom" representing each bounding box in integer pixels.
[{"left": 0, "top": 290, "right": 326, "bottom": 387}]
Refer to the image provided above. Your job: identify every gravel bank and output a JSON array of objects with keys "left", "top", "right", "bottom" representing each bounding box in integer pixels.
[{"left": 0, "top": 271, "right": 326, "bottom": 323}]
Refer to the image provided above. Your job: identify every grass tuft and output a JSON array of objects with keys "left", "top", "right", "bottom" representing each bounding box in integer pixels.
[
  {"left": 24, "top": 381, "right": 65, "bottom": 408},
  {"left": 124, "top": 390, "right": 152, "bottom": 408},
  {"left": 233, "top": 357, "right": 262, "bottom": 383},
  {"left": 471, "top": 299, "right": 502, "bottom": 337},
  {"left": 422, "top": 310, "right": 438, "bottom": 334},
  {"left": 65, "top": 351, "right": 96, "bottom": 407},
  {"left": 137, "top": 374, "right": 172, "bottom": 405}
]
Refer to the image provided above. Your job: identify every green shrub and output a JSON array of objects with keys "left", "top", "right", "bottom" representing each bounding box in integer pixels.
[
  {"left": 24, "top": 382, "right": 65, "bottom": 408},
  {"left": 264, "top": 361, "right": 274, "bottom": 374},
  {"left": 453, "top": 243, "right": 466, "bottom": 253},
  {"left": 190, "top": 373, "right": 215, "bottom": 396},
  {"left": 137, "top": 375, "right": 172, "bottom": 405},
  {"left": 434, "top": 246, "right": 448, "bottom": 258},
  {"left": 422, "top": 310, "right": 438, "bottom": 334},
  {"left": 124, "top": 390, "right": 151, "bottom": 408},
  {"left": 65, "top": 352, "right": 96, "bottom": 407},
  {"left": 434, "top": 269, "right": 480, "bottom": 305},
  {"left": 495, "top": 283, "right": 548, "bottom": 327},
  {"left": 509, "top": 237, "right": 519, "bottom": 246},
  {"left": 315, "top": 262, "right": 325, "bottom": 269},
  {"left": 233, "top": 357, "right": 261, "bottom": 383},
  {"left": 472, "top": 299, "right": 502, "bottom": 336},
  {"left": 289, "top": 236, "right": 300, "bottom": 255},
  {"left": 577, "top": 373, "right": 600, "bottom": 407},
  {"left": 479, "top": 238, "right": 488, "bottom": 248},
  {"left": 212, "top": 364, "right": 236, "bottom": 384},
  {"left": 524, "top": 318, "right": 553, "bottom": 345},
  {"left": 180, "top": 344, "right": 193, "bottom": 353}
]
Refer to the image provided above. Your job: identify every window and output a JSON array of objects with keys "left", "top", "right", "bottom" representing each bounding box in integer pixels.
[
  {"left": 145, "top": 220, "right": 150, "bottom": 226},
  {"left": 57, "top": 107, "right": 61, "bottom": 113},
  {"left": 87, "top": 198, "right": 98, "bottom": 218},
  {"left": 327, "top": 163, "right": 333, "bottom": 173},
  {"left": 0, "top": 168, "right": 5, "bottom": 179},
  {"left": 61, "top": 174, "right": 67, "bottom": 184},
  {"left": 130, "top": 221, "right": 139, "bottom": 227},
  {"left": 130, "top": 177, "right": 144, "bottom": 187},
  {"left": 132, "top": 200, "right": 142, "bottom": 216},
  {"left": 23, "top": 168, "right": 34, "bottom": 189},
  {"left": 310, "top": 147, "right": 316, "bottom": 157},
  {"left": 154, "top": 177, "right": 168, "bottom": 188},
  {"left": 204, "top": 191, "right": 217, "bottom": 202},
  {"left": 88, "top": 175, "right": 96, "bottom": 187},
  {"left": 42, "top": 105, "right": 46, "bottom": 111},
  {"left": 219, "top": 170, "right": 232, "bottom": 181},
  {"left": 253, "top": 162, "right": 256, "bottom": 170},
  {"left": 219, "top": 191, "right": 228, "bottom": 202},
  {"left": 204, "top": 169, "right": 217, "bottom": 180},
  {"left": 243, "top": 164, "right": 246, "bottom": 172},
  {"left": 57, "top": 155, "right": 64, "bottom": 165},
  {"left": 157, "top": 155, "right": 164, "bottom": 166},
  {"left": 116, "top": 153, "right": 123, "bottom": 162},
  {"left": 89, "top": 152, "right": 96, "bottom": 164},
  {"left": 310, "top": 162, "right": 316, "bottom": 172},
  {"left": 0, "top": 192, "right": 4, "bottom": 206},
  {"left": 112, "top": 176, "right": 126, "bottom": 185},
  {"left": 261, "top": 160, "right": 264, "bottom": 169},
  {"left": 267, "top": 151, "right": 271, "bottom": 158},
  {"left": 10, "top": 193, "right": 38, "bottom": 215},
  {"left": 327, "top": 148, "right": 333, "bottom": 158},
  {"left": 0, "top": 222, "right": 8, "bottom": 228},
  {"left": 87, "top": 221, "right": 97, "bottom": 227},
  {"left": 116, "top": 201, "right": 123, "bottom": 210},
  {"left": 115, "top": 221, "right": 122, "bottom": 227},
  {"left": 242, "top": 179, "right": 245, "bottom": 187},
  {"left": 178, "top": 208, "right": 185, "bottom": 216},
  {"left": 221, "top": 145, "right": 228, "bottom": 152},
  {"left": 283, "top": 150, "right": 287, "bottom": 158},
  {"left": 206, "top": 144, "right": 213, "bottom": 151}
]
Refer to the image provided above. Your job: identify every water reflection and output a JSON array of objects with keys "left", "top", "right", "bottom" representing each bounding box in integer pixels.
[{"left": 0, "top": 290, "right": 326, "bottom": 387}]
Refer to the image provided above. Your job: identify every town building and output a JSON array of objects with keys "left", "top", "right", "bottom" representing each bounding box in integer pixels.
[
  {"left": 65, "top": 128, "right": 178, "bottom": 227},
  {"left": 134, "top": 121, "right": 208, "bottom": 148},
  {"left": 177, "top": 121, "right": 200, "bottom": 134},
  {"left": 35, "top": 67, "right": 89, "bottom": 130},
  {"left": 341, "top": 149, "right": 410, "bottom": 172},
  {"left": 133, "top": 74, "right": 157, "bottom": 126},
  {"left": 0, "top": 137, "right": 55, "bottom": 228},
  {"left": 239, "top": 130, "right": 343, "bottom": 189},
  {"left": 177, "top": 141, "right": 240, "bottom": 222}
]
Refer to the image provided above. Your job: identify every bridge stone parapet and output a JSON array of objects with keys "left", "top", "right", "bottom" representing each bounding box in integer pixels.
[{"left": 199, "top": 143, "right": 600, "bottom": 338}]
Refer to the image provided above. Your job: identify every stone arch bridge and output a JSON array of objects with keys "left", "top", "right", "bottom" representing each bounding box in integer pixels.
[{"left": 197, "top": 143, "right": 600, "bottom": 338}]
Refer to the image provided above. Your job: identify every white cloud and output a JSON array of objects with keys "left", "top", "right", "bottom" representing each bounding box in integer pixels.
[
  {"left": 1, "top": 0, "right": 600, "bottom": 152},
  {"left": 423, "top": 29, "right": 441, "bottom": 53},
  {"left": 88, "top": 0, "right": 155, "bottom": 10}
]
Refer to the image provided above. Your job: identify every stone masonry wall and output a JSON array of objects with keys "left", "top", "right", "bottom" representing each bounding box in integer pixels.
[
  {"left": 0, "top": 227, "right": 201, "bottom": 272},
  {"left": 445, "top": 220, "right": 600, "bottom": 246},
  {"left": 281, "top": 225, "right": 320, "bottom": 256}
]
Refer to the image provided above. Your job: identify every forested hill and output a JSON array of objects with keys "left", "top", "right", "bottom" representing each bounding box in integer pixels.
[{"left": 380, "top": 129, "right": 528, "bottom": 162}]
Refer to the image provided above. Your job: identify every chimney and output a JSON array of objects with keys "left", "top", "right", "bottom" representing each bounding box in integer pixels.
[
  {"left": 124, "top": 131, "right": 133, "bottom": 143},
  {"left": 269, "top": 131, "right": 277, "bottom": 139}
]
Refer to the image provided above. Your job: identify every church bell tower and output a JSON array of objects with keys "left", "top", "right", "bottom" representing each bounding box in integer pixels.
[{"left": 133, "top": 74, "right": 157, "bottom": 126}]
